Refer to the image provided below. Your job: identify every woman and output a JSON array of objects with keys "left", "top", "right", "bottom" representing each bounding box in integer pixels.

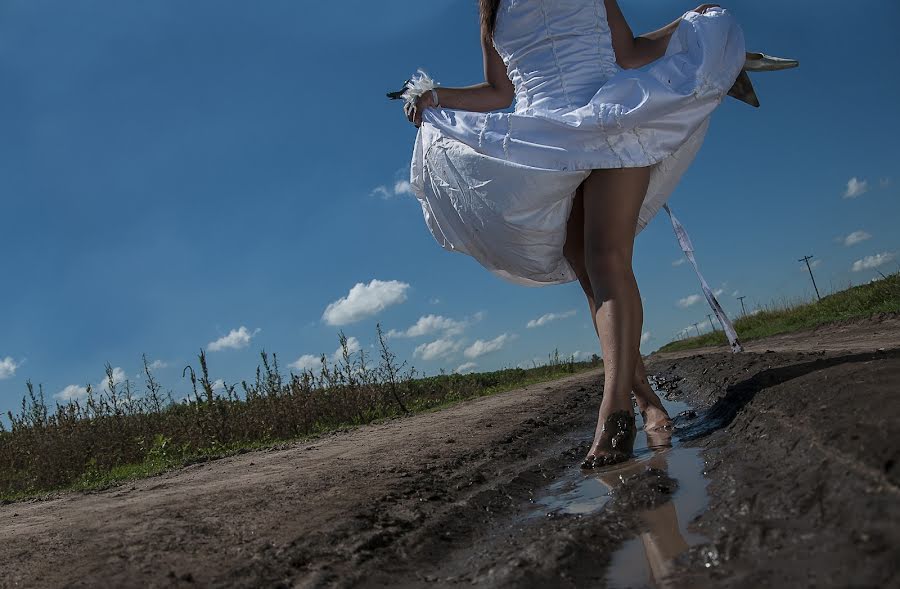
[{"left": 398, "top": 0, "right": 788, "bottom": 467}]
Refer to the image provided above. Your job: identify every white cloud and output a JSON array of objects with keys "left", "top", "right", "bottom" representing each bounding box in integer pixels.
[
  {"left": 289, "top": 336, "right": 362, "bottom": 372},
  {"left": 680, "top": 320, "right": 711, "bottom": 336},
  {"left": 731, "top": 290, "right": 740, "bottom": 297},
  {"left": 322, "top": 279, "right": 409, "bottom": 326},
  {"left": 676, "top": 294, "right": 703, "bottom": 308},
  {"left": 526, "top": 310, "right": 577, "bottom": 329},
  {"left": 843, "top": 177, "right": 868, "bottom": 198},
  {"left": 851, "top": 252, "right": 896, "bottom": 272},
  {"left": 672, "top": 258, "right": 686, "bottom": 267},
  {"left": 567, "top": 350, "right": 595, "bottom": 361},
  {"left": 208, "top": 326, "right": 260, "bottom": 352},
  {"left": 96, "top": 366, "right": 128, "bottom": 393},
  {"left": 414, "top": 338, "right": 461, "bottom": 361},
  {"left": 289, "top": 354, "right": 322, "bottom": 372},
  {"left": 464, "top": 333, "right": 513, "bottom": 359},
  {"left": 640, "top": 331, "right": 652, "bottom": 344},
  {"left": 370, "top": 185, "right": 391, "bottom": 199},
  {"left": 55, "top": 365, "right": 132, "bottom": 402},
  {"left": 843, "top": 230, "right": 872, "bottom": 246},
  {"left": 748, "top": 309, "right": 762, "bottom": 316},
  {"left": 372, "top": 179, "right": 414, "bottom": 199},
  {"left": 393, "top": 180, "right": 413, "bottom": 196},
  {"left": 0, "top": 357, "right": 19, "bottom": 380},
  {"left": 54, "top": 384, "right": 89, "bottom": 402},
  {"left": 333, "top": 336, "right": 361, "bottom": 361},
  {"left": 713, "top": 288, "right": 724, "bottom": 297},
  {"left": 879, "top": 177, "right": 892, "bottom": 189},
  {"left": 388, "top": 314, "right": 465, "bottom": 338},
  {"left": 455, "top": 362, "right": 478, "bottom": 374}
]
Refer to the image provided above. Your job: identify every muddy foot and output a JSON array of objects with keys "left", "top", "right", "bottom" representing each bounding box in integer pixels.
[{"left": 581, "top": 409, "right": 637, "bottom": 469}]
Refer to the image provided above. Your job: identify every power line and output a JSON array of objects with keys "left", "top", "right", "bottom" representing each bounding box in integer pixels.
[
  {"left": 692, "top": 322, "right": 701, "bottom": 337},
  {"left": 798, "top": 255, "right": 822, "bottom": 301},
  {"left": 706, "top": 313, "right": 716, "bottom": 332},
  {"left": 736, "top": 295, "right": 747, "bottom": 316}
]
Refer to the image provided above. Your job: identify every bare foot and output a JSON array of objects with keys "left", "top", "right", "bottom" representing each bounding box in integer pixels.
[
  {"left": 581, "top": 409, "right": 637, "bottom": 469},
  {"left": 634, "top": 388, "right": 673, "bottom": 431},
  {"left": 641, "top": 404, "right": 674, "bottom": 432}
]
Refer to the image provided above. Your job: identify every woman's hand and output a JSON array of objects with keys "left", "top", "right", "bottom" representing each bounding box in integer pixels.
[
  {"left": 399, "top": 35, "right": 514, "bottom": 125},
  {"left": 403, "top": 91, "right": 436, "bottom": 128},
  {"left": 690, "top": 4, "right": 720, "bottom": 14}
]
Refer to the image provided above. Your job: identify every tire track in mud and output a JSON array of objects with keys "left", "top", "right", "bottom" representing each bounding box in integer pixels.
[
  {"left": 646, "top": 346, "right": 900, "bottom": 589},
  {"left": 227, "top": 379, "right": 620, "bottom": 588}
]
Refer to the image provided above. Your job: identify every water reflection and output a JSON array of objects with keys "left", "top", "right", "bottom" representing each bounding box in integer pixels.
[
  {"left": 532, "top": 393, "right": 709, "bottom": 588},
  {"left": 599, "top": 430, "right": 691, "bottom": 588},
  {"left": 607, "top": 400, "right": 710, "bottom": 589}
]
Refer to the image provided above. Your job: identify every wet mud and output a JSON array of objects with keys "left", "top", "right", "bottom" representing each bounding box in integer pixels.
[
  {"left": 0, "top": 314, "right": 898, "bottom": 588},
  {"left": 651, "top": 347, "right": 900, "bottom": 588}
]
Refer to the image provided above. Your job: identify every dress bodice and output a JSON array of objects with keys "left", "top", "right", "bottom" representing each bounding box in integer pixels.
[{"left": 492, "top": 0, "right": 621, "bottom": 116}]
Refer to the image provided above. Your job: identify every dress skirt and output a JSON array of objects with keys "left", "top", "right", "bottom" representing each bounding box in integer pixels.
[{"left": 406, "top": 3, "right": 747, "bottom": 351}]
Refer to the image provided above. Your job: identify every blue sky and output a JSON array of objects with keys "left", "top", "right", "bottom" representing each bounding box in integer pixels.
[{"left": 1, "top": 0, "right": 898, "bottom": 417}]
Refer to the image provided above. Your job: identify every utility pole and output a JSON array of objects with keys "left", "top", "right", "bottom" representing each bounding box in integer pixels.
[
  {"left": 798, "top": 255, "right": 821, "bottom": 301},
  {"left": 693, "top": 322, "right": 701, "bottom": 337},
  {"left": 706, "top": 313, "right": 716, "bottom": 332},
  {"left": 737, "top": 296, "right": 747, "bottom": 316}
]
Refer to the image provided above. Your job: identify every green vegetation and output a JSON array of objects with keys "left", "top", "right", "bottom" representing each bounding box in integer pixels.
[
  {"left": 0, "top": 328, "right": 599, "bottom": 501},
  {"left": 657, "top": 270, "right": 900, "bottom": 353}
]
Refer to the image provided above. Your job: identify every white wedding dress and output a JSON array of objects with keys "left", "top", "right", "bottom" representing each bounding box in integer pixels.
[{"left": 408, "top": 0, "right": 746, "bottom": 351}]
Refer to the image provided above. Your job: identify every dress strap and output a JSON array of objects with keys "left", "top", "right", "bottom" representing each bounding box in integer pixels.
[{"left": 663, "top": 204, "right": 744, "bottom": 353}]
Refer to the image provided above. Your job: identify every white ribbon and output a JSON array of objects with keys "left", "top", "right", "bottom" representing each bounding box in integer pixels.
[{"left": 664, "top": 204, "right": 744, "bottom": 353}]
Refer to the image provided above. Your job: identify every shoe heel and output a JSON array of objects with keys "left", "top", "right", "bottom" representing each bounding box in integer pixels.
[{"left": 727, "top": 70, "right": 760, "bottom": 108}]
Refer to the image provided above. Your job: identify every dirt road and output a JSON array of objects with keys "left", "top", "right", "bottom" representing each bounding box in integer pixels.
[{"left": 2, "top": 314, "right": 898, "bottom": 588}]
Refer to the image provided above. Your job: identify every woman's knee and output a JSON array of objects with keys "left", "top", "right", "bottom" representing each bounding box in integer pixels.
[
  {"left": 585, "top": 243, "right": 631, "bottom": 278},
  {"left": 584, "top": 246, "right": 634, "bottom": 301}
]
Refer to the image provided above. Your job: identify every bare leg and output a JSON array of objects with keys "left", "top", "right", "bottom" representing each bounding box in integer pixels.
[
  {"left": 577, "top": 167, "right": 653, "bottom": 466},
  {"left": 563, "top": 182, "right": 672, "bottom": 433}
]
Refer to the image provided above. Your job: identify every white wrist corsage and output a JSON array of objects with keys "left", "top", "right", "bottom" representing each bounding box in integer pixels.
[{"left": 401, "top": 69, "right": 439, "bottom": 108}]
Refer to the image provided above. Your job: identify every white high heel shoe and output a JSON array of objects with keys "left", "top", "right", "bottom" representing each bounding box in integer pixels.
[
  {"left": 728, "top": 52, "right": 799, "bottom": 107},
  {"left": 744, "top": 52, "right": 799, "bottom": 72}
]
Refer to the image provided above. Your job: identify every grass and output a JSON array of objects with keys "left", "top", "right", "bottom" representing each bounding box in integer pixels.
[
  {"left": 0, "top": 328, "right": 600, "bottom": 502},
  {"left": 657, "top": 270, "right": 900, "bottom": 353}
]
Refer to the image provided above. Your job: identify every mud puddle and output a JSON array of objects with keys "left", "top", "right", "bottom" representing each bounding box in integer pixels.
[{"left": 531, "top": 389, "right": 709, "bottom": 588}]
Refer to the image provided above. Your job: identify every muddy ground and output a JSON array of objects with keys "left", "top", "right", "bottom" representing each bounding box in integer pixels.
[{"left": 1, "top": 314, "right": 898, "bottom": 588}]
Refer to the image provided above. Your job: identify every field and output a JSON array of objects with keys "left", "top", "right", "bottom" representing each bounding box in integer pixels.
[
  {"left": 3, "top": 272, "right": 897, "bottom": 503},
  {"left": 0, "top": 328, "right": 597, "bottom": 501},
  {"left": 658, "top": 270, "right": 899, "bottom": 353}
]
